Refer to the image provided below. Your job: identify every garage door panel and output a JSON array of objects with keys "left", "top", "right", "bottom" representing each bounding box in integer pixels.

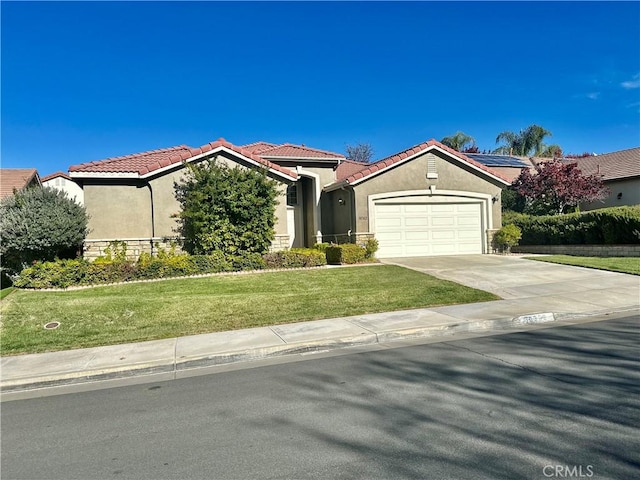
[
  {"left": 375, "top": 201, "right": 483, "bottom": 258},
  {"left": 405, "top": 217, "right": 429, "bottom": 227},
  {"left": 432, "top": 217, "right": 455, "bottom": 227},
  {"left": 405, "top": 231, "right": 429, "bottom": 241},
  {"left": 432, "top": 231, "right": 455, "bottom": 240},
  {"left": 404, "top": 204, "right": 430, "bottom": 213},
  {"left": 376, "top": 217, "right": 402, "bottom": 228}
]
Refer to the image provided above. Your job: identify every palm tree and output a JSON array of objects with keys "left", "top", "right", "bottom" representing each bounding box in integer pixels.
[
  {"left": 440, "top": 131, "right": 476, "bottom": 152},
  {"left": 494, "top": 124, "right": 554, "bottom": 157}
]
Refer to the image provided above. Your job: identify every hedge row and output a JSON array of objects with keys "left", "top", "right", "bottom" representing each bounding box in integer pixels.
[
  {"left": 326, "top": 239, "right": 379, "bottom": 265},
  {"left": 13, "top": 248, "right": 326, "bottom": 289},
  {"left": 502, "top": 206, "right": 640, "bottom": 245}
]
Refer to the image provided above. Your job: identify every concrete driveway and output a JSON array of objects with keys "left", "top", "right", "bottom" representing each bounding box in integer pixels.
[{"left": 381, "top": 254, "right": 640, "bottom": 302}]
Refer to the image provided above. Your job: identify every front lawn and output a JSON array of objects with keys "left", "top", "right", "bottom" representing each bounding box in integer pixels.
[
  {"left": 0, "top": 265, "right": 498, "bottom": 355},
  {"left": 525, "top": 255, "right": 640, "bottom": 275}
]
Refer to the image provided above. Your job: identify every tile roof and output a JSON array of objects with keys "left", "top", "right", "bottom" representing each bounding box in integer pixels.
[
  {"left": 561, "top": 147, "right": 640, "bottom": 181},
  {"left": 240, "top": 142, "right": 278, "bottom": 154},
  {"left": 41, "top": 171, "right": 72, "bottom": 182},
  {"left": 69, "top": 139, "right": 298, "bottom": 180},
  {"left": 335, "top": 160, "right": 370, "bottom": 182},
  {"left": 336, "top": 139, "right": 511, "bottom": 186},
  {"left": 0, "top": 168, "right": 40, "bottom": 199},
  {"left": 257, "top": 143, "right": 345, "bottom": 160}
]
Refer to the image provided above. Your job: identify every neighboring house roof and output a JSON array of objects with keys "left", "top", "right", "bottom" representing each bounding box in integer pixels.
[
  {"left": 328, "top": 139, "right": 511, "bottom": 189},
  {"left": 0, "top": 168, "right": 41, "bottom": 199},
  {"left": 41, "top": 171, "right": 73, "bottom": 182},
  {"left": 257, "top": 143, "right": 345, "bottom": 161},
  {"left": 335, "top": 159, "right": 370, "bottom": 182},
  {"left": 465, "top": 154, "right": 531, "bottom": 168},
  {"left": 69, "top": 139, "right": 298, "bottom": 181},
  {"left": 561, "top": 147, "right": 640, "bottom": 181}
]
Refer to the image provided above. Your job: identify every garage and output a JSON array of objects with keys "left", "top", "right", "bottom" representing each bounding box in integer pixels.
[{"left": 373, "top": 202, "right": 483, "bottom": 258}]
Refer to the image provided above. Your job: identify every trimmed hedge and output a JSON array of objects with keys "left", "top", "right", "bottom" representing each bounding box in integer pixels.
[
  {"left": 263, "top": 248, "right": 326, "bottom": 268},
  {"left": 326, "top": 244, "right": 367, "bottom": 265},
  {"left": 13, "top": 248, "right": 327, "bottom": 289},
  {"left": 503, "top": 206, "right": 640, "bottom": 245}
]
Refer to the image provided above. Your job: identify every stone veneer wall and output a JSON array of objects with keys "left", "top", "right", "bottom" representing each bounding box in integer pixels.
[
  {"left": 85, "top": 234, "right": 292, "bottom": 260},
  {"left": 511, "top": 244, "right": 640, "bottom": 257},
  {"left": 83, "top": 238, "right": 184, "bottom": 260},
  {"left": 269, "top": 235, "right": 290, "bottom": 252}
]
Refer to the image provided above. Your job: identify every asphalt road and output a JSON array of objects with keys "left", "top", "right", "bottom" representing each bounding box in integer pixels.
[{"left": 2, "top": 315, "right": 639, "bottom": 480}]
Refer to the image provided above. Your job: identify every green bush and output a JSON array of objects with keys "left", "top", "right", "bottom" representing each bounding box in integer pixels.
[
  {"left": 263, "top": 248, "right": 326, "bottom": 268},
  {"left": 0, "top": 186, "right": 89, "bottom": 278},
  {"left": 174, "top": 160, "right": 279, "bottom": 256},
  {"left": 313, "top": 242, "right": 330, "bottom": 252},
  {"left": 363, "top": 238, "right": 379, "bottom": 259},
  {"left": 492, "top": 224, "right": 522, "bottom": 253},
  {"left": 505, "top": 206, "right": 640, "bottom": 245},
  {"left": 325, "top": 244, "right": 367, "bottom": 265},
  {"left": 230, "top": 251, "right": 266, "bottom": 271}
]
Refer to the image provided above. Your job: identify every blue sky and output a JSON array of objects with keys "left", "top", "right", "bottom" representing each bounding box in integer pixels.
[{"left": 2, "top": 1, "right": 639, "bottom": 176}]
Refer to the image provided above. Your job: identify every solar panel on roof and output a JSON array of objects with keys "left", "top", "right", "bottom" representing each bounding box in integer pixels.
[{"left": 465, "top": 154, "right": 530, "bottom": 167}]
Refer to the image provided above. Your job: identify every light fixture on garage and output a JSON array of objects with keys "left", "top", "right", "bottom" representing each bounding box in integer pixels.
[
  {"left": 338, "top": 197, "right": 345, "bottom": 206},
  {"left": 492, "top": 195, "right": 499, "bottom": 203},
  {"left": 617, "top": 192, "right": 623, "bottom": 200}
]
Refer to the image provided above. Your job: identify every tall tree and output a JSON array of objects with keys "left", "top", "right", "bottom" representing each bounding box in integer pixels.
[
  {"left": 0, "top": 186, "right": 89, "bottom": 280},
  {"left": 174, "top": 160, "right": 279, "bottom": 255},
  {"left": 440, "top": 131, "right": 476, "bottom": 152},
  {"left": 345, "top": 143, "right": 374, "bottom": 163},
  {"left": 494, "top": 124, "right": 556, "bottom": 157},
  {"left": 512, "top": 159, "right": 608, "bottom": 214}
]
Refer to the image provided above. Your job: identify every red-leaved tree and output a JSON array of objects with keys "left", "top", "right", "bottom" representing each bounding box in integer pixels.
[{"left": 512, "top": 160, "right": 608, "bottom": 214}]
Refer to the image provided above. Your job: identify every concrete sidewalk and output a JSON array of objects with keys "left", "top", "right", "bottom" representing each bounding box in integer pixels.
[{"left": 2, "top": 256, "right": 638, "bottom": 393}]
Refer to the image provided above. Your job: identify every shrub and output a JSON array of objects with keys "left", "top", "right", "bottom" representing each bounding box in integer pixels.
[
  {"left": 13, "top": 259, "right": 90, "bottom": 289},
  {"left": 506, "top": 206, "right": 640, "bottom": 245},
  {"left": 313, "top": 242, "right": 330, "bottom": 252},
  {"left": 326, "top": 244, "right": 366, "bottom": 265},
  {"left": 174, "top": 160, "right": 279, "bottom": 256},
  {"left": 230, "top": 251, "right": 266, "bottom": 271},
  {"left": 492, "top": 224, "right": 522, "bottom": 253},
  {"left": 363, "top": 238, "right": 379, "bottom": 259},
  {"left": 0, "top": 186, "right": 89, "bottom": 278},
  {"left": 190, "top": 252, "right": 232, "bottom": 273},
  {"left": 263, "top": 248, "right": 326, "bottom": 269}
]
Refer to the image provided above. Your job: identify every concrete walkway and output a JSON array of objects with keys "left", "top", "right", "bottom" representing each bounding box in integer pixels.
[{"left": 2, "top": 255, "right": 638, "bottom": 393}]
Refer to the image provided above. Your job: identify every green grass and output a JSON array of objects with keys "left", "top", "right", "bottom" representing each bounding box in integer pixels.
[
  {"left": 0, "top": 265, "right": 497, "bottom": 355},
  {"left": 0, "top": 287, "right": 15, "bottom": 301},
  {"left": 525, "top": 255, "right": 640, "bottom": 275}
]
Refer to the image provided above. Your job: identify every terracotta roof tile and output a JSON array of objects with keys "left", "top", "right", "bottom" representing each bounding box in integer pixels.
[
  {"left": 41, "top": 171, "right": 72, "bottom": 182},
  {"left": 241, "top": 141, "right": 278, "bottom": 154},
  {"left": 258, "top": 143, "right": 345, "bottom": 160},
  {"left": 340, "top": 139, "right": 511, "bottom": 185},
  {"left": 69, "top": 140, "right": 298, "bottom": 180},
  {"left": 335, "top": 159, "right": 370, "bottom": 181},
  {"left": 0, "top": 168, "right": 40, "bottom": 198},
  {"left": 561, "top": 147, "right": 640, "bottom": 181}
]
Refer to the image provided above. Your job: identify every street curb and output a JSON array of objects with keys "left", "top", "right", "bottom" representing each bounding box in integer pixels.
[{"left": 0, "top": 312, "right": 559, "bottom": 393}]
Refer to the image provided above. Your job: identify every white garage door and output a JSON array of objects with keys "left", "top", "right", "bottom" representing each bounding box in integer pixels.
[{"left": 374, "top": 202, "right": 483, "bottom": 258}]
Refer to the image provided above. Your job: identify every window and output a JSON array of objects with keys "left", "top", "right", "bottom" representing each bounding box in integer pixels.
[{"left": 287, "top": 184, "right": 298, "bottom": 206}]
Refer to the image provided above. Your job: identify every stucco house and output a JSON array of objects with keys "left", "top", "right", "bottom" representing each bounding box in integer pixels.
[
  {"left": 560, "top": 147, "right": 640, "bottom": 210},
  {"left": 41, "top": 171, "right": 84, "bottom": 205},
  {"left": 68, "top": 138, "right": 510, "bottom": 259}
]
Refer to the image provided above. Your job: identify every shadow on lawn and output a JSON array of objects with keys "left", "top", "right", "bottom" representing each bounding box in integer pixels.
[{"left": 256, "top": 318, "right": 640, "bottom": 479}]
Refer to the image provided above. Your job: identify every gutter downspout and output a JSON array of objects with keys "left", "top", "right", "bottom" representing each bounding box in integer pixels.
[{"left": 146, "top": 182, "right": 155, "bottom": 255}]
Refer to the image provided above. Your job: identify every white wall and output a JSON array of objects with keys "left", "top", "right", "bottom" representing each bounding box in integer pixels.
[{"left": 43, "top": 177, "right": 84, "bottom": 205}]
